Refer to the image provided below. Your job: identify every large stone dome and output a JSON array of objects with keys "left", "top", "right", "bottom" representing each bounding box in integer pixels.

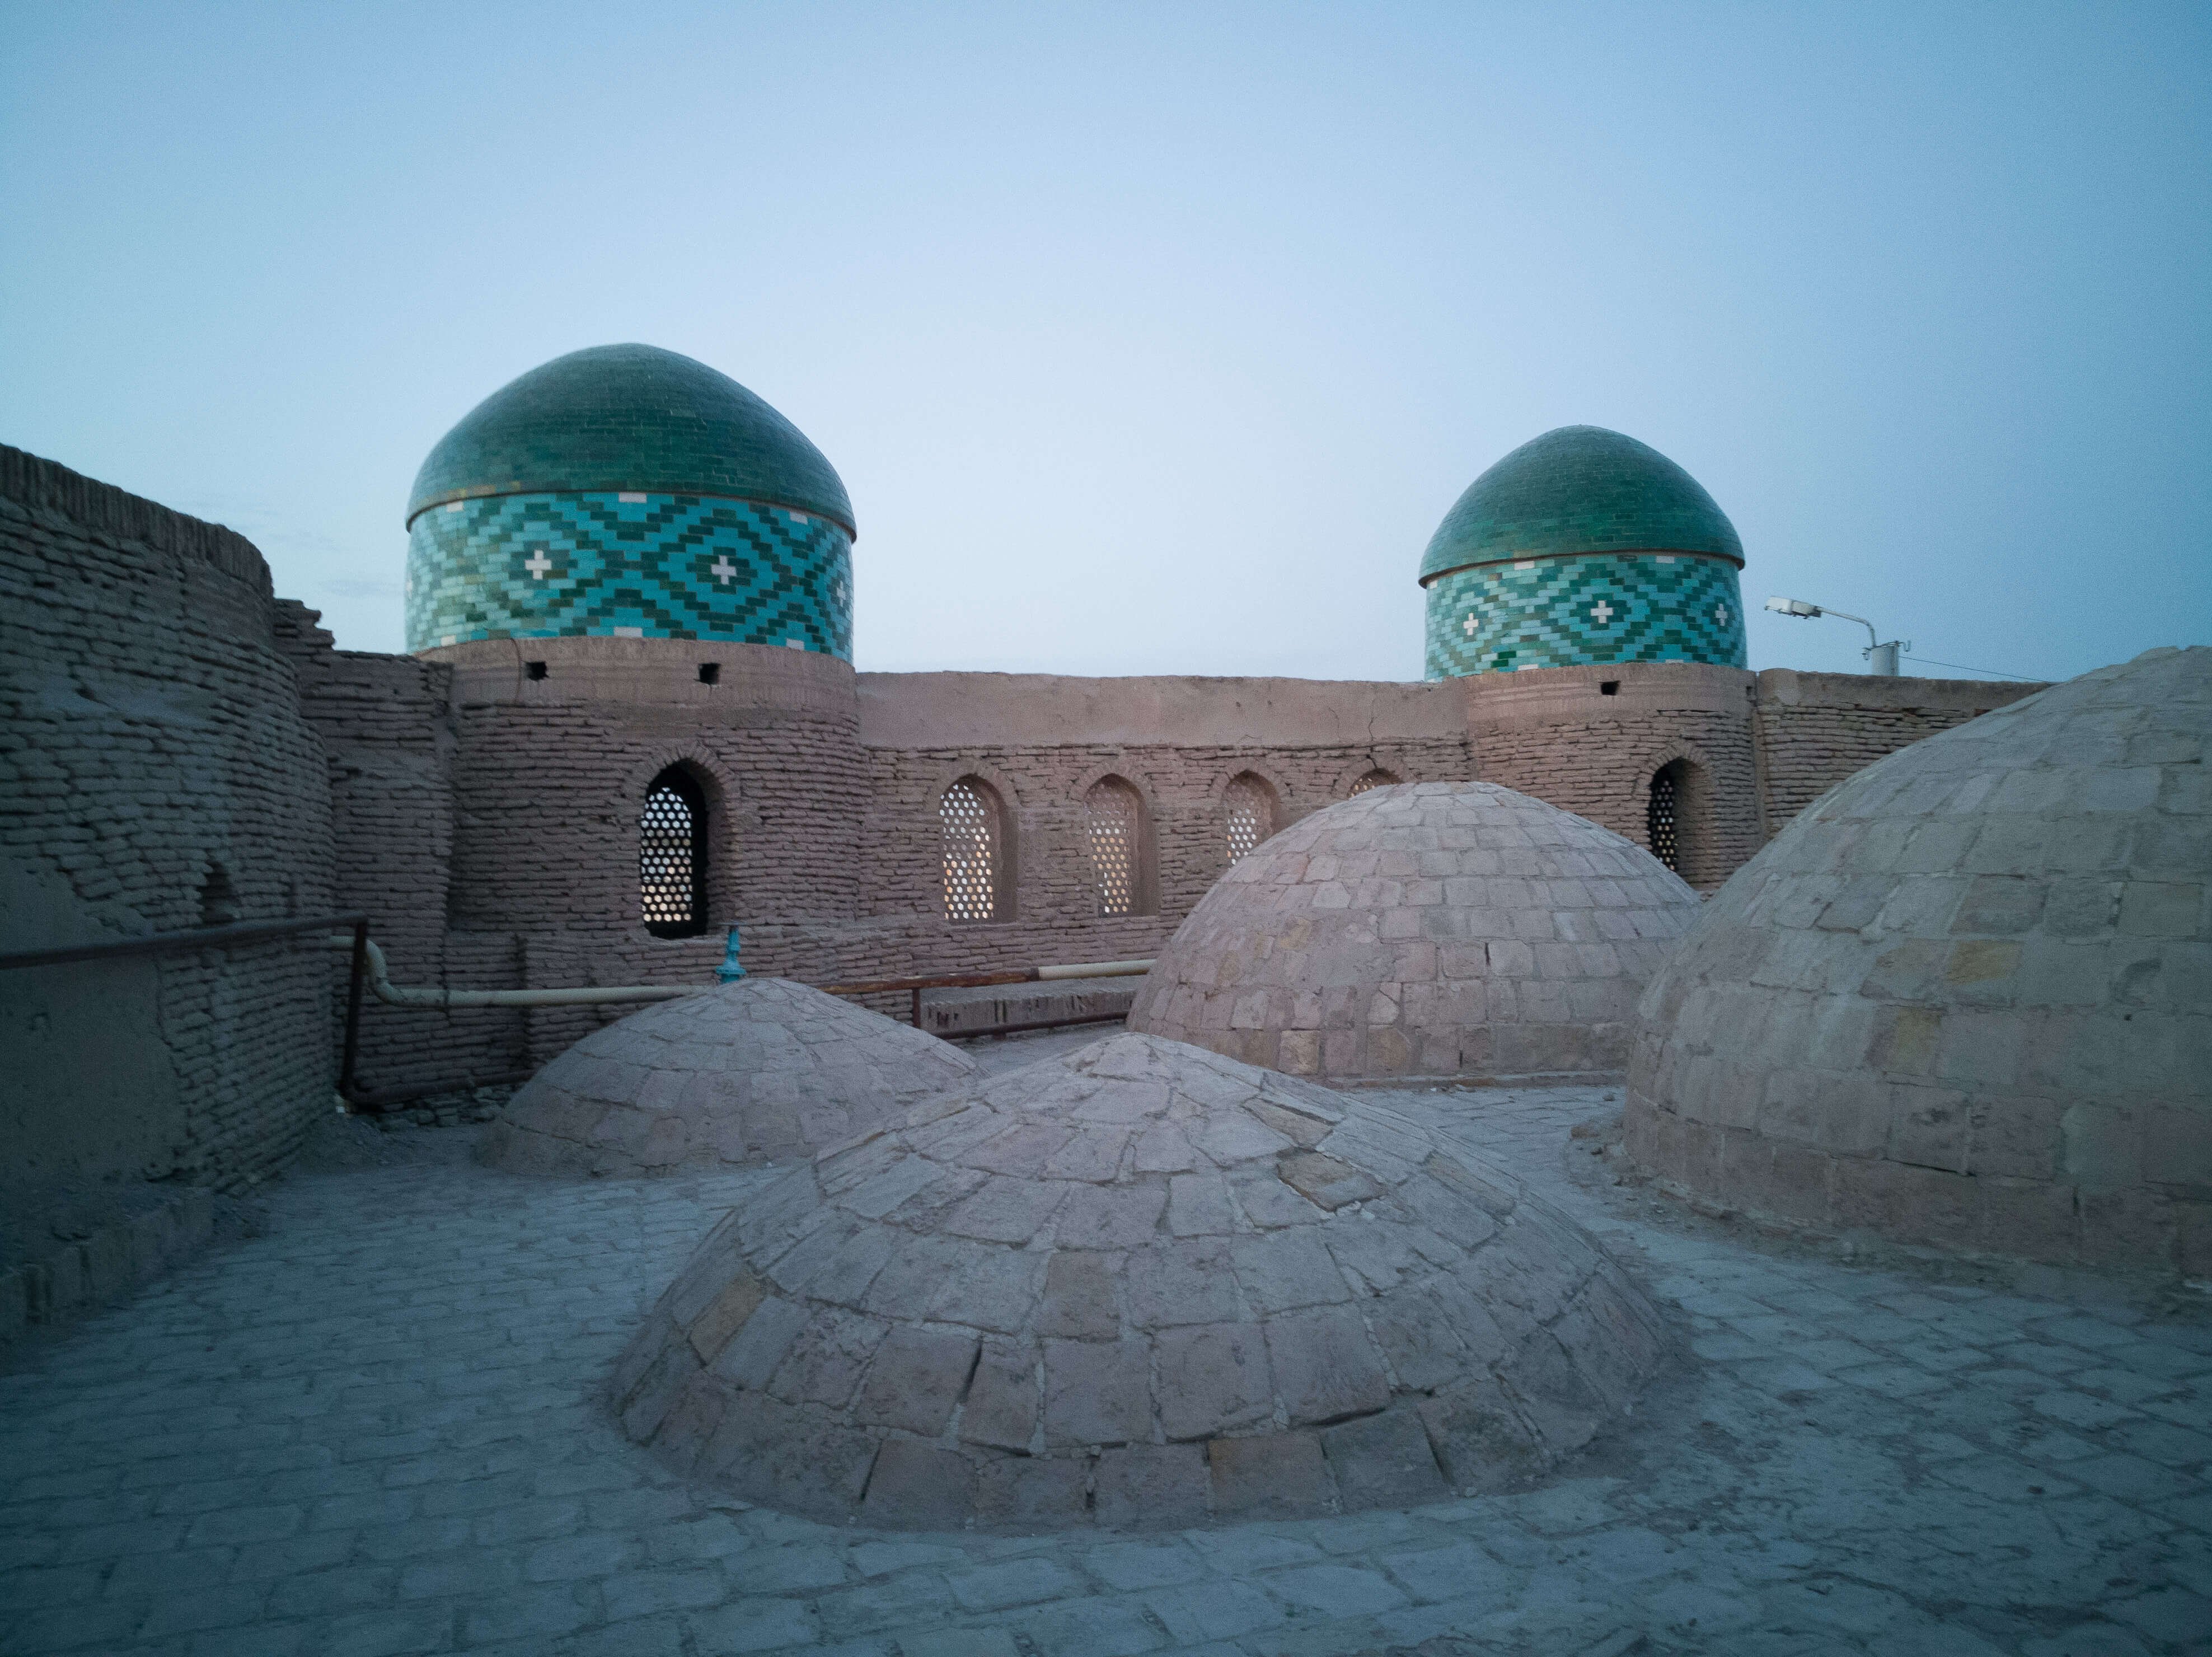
[
  {"left": 610, "top": 1033, "right": 1670, "bottom": 1531},
  {"left": 1627, "top": 648, "right": 2210, "bottom": 1275},
  {"left": 406, "top": 344, "right": 854, "bottom": 532},
  {"left": 1127, "top": 782, "right": 1703, "bottom": 1084},
  {"left": 477, "top": 978, "right": 979, "bottom": 1177}
]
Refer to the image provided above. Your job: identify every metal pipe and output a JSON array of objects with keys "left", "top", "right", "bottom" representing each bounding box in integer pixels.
[
  {"left": 331, "top": 937, "right": 1154, "bottom": 1015},
  {"left": 0, "top": 912, "right": 369, "bottom": 971},
  {"left": 332, "top": 935, "right": 708, "bottom": 1009},
  {"left": 1035, "top": 960, "right": 1152, "bottom": 981},
  {"left": 338, "top": 919, "right": 369, "bottom": 1101}
]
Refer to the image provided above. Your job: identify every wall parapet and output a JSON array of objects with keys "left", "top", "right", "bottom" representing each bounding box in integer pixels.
[{"left": 0, "top": 444, "right": 270, "bottom": 595}]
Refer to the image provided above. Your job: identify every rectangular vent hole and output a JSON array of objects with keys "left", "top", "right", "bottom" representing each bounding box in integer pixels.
[
  {"left": 526, "top": 661, "right": 549, "bottom": 681},
  {"left": 1600, "top": 680, "right": 1620, "bottom": 696},
  {"left": 698, "top": 663, "right": 720, "bottom": 685}
]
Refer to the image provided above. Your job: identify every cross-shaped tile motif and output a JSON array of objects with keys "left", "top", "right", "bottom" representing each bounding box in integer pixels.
[
  {"left": 523, "top": 552, "right": 551, "bottom": 579},
  {"left": 710, "top": 557, "right": 738, "bottom": 584},
  {"left": 1591, "top": 600, "right": 1615, "bottom": 624}
]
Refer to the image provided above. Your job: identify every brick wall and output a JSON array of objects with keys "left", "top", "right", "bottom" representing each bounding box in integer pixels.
[
  {"left": 1459, "top": 663, "right": 1764, "bottom": 892},
  {"left": 1752, "top": 668, "right": 2046, "bottom": 831},
  {"left": 1, "top": 447, "right": 335, "bottom": 1189},
  {"left": 270, "top": 605, "right": 529, "bottom": 1098}
]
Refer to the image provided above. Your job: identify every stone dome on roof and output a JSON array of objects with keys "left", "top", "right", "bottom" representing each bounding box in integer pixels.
[
  {"left": 1625, "top": 647, "right": 2211, "bottom": 1274},
  {"left": 1127, "top": 782, "right": 1704, "bottom": 1084},
  {"left": 476, "top": 978, "right": 978, "bottom": 1177},
  {"left": 610, "top": 1032, "right": 1670, "bottom": 1531},
  {"left": 1419, "top": 425, "right": 1741, "bottom": 584},
  {"left": 405, "top": 343, "right": 855, "bottom": 533}
]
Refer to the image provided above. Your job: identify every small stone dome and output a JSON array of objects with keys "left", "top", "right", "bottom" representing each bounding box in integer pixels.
[
  {"left": 477, "top": 978, "right": 979, "bottom": 1177},
  {"left": 1127, "top": 782, "right": 1703, "bottom": 1084},
  {"left": 1627, "top": 648, "right": 2210, "bottom": 1275},
  {"left": 406, "top": 344, "right": 854, "bottom": 533},
  {"left": 1419, "top": 425, "right": 1740, "bottom": 584},
  {"left": 610, "top": 1033, "right": 1669, "bottom": 1531}
]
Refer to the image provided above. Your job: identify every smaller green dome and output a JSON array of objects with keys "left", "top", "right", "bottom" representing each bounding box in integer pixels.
[
  {"left": 1419, "top": 426, "right": 1740, "bottom": 584},
  {"left": 406, "top": 344, "right": 854, "bottom": 534}
]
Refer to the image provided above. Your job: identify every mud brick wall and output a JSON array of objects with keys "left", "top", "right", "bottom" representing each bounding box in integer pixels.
[
  {"left": 0, "top": 446, "right": 334, "bottom": 1189},
  {"left": 856, "top": 737, "right": 1474, "bottom": 976},
  {"left": 1460, "top": 662, "right": 1764, "bottom": 892},
  {"left": 271, "top": 602, "right": 524, "bottom": 1097},
  {"left": 1754, "top": 668, "right": 2046, "bottom": 831}
]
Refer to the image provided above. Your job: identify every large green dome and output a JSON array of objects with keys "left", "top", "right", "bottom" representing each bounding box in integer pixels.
[
  {"left": 1418, "top": 426, "right": 1739, "bottom": 584},
  {"left": 405, "top": 344, "right": 855, "bottom": 535}
]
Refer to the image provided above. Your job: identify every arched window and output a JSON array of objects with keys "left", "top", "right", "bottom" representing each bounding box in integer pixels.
[
  {"left": 1348, "top": 767, "right": 1399, "bottom": 796},
  {"left": 1084, "top": 776, "right": 1149, "bottom": 918},
  {"left": 1648, "top": 762, "right": 1683, "bottom": 874},
  {"left": 940, "top": 778, "right": 1005, "bottom": 923},
  {"left": 641, "top": 766, "right": 708, "bottom": 938},
  {"left": 1223, "top": 773, "right": 1277, "bottom": 864}
]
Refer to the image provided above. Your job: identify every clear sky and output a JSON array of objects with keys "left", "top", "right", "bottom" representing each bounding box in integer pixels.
[{"left": 4, "top": 2, "right": 2206, "bottom": 683}]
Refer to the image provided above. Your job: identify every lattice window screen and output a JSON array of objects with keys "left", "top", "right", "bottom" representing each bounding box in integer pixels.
[
  {"left": 1085, "top": 781, "right": 1141, "bottom": 918},
  {"left": 1349, "top": 769, "right": 1398, "bottom": 795},
  {"left": 640, "top": 776, "right": 701, "bottom": 933},
  {"left": 1224, "top": 775, "right": 1272, "bottom": 864},
  {"left": 941, "top": 780, "right": 998, "bottom": 922},
  {"left": 1648, "top": 767, "right": 1680, "bottom": 873}
]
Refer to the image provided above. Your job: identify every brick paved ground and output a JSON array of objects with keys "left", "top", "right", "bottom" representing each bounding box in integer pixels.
[{"left": 3, "top": 1028, "right": 2207, "bottom": 1656}]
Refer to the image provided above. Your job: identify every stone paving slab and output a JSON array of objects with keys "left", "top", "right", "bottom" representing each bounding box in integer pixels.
[{"left": 0, "top": 1075, "right": 2206, "bottom": 1655}]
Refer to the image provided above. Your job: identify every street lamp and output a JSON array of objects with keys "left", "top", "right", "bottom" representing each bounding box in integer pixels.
[{"left": 1764, "top": 597, "right": 1910, "bottom": 676}]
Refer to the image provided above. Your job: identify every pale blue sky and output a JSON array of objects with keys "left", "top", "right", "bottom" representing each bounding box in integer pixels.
[{"left": 4, "top": 2, "right": 2206, "bottom": 682}]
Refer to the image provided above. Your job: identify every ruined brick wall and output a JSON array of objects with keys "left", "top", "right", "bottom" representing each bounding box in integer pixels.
[
  {"left": 1754, "top": 668, "right": 2047, "bottom": 832},
  {"left": 0, "top": 447, "right": 334, "bottom": 1189},
  {"left": 269, "top": 603, "right": 521, "bottom": 1099}
]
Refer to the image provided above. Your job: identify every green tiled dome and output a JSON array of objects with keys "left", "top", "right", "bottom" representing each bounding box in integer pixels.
[
  {"left": 1418, "top": 426, "right": 1738, "bottom": 584},
  {"left": 405, "top": 344, "right": 855, "bottom": 534}
]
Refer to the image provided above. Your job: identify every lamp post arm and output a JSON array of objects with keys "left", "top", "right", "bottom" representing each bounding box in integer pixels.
[{"left": 1815, "top": 608, "right": 1881, "bottom": 652}]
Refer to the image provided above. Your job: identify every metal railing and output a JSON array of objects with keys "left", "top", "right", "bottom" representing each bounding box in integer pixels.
[
  {"left": 0, "top": 913, "right": 379, "bottom": 1107},
  {"left": 0, "top": 919, "right": 1152, "bottom": 1110}
]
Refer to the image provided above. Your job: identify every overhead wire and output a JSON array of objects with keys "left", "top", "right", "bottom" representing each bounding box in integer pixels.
[{"left": 1901, "top": 656, "right": 2040, "bottom": 682}]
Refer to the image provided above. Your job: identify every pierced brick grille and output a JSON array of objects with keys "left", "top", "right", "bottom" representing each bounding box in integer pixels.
[
  {"left": 940, "top": 780, "right": 997, "bottom": 923},
  {"left": 1349, "top": 768, "right": 1398, "bottom": 795},
  {"left": 1224, "top": 776, "right": 1271, "bottom": 864},
  {"left": 1648, "top": 766, "right": 1680, "bottom": 873},
  {"left": 1086, "top": 781, "right": 1141, "bottom": 918},
  {"left": 641, "top": 773, "right": 704, "bottom": 935}
]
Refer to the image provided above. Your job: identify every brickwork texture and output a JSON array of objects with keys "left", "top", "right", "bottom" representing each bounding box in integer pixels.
[
  {"left": 1, "top": 446, "right": 335, "bottom": 1191},
  {"left": 1626, "top": 648, "right": 2211, "bottom": 1275}
]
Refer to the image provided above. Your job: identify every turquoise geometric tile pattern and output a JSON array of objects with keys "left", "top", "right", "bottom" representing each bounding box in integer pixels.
[
  {"left": 406, "top": 491, "right": 852, "bottom": 657},
  {"left": 1424, "top": 551, "right": 1746, "bottom": 678}
]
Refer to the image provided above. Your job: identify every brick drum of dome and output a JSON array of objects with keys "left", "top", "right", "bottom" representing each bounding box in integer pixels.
[
  {"left": 609, "top": 1033, "right": 1671, "bottom": 1531},
  {"left": 1127, "top": 781, "right": 1703, "bottom": 1084},
  {"left": 1625, "top": 648, "right": 2211, "bottom": 1275},
  {"left": 476, "top": 978, "right": 980, "bottom": 1177}
]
